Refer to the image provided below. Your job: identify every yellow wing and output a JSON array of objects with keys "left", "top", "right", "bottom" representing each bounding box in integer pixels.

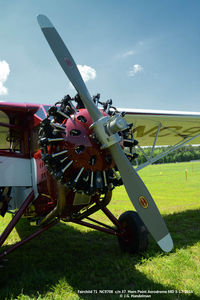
[{"left": 121, "top": 108, "right": 200, "bottom": 146}]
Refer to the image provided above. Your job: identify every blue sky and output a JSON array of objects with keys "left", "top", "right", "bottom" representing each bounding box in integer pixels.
[{"left": 0, "top": 0, "right": 200, "bottom": 111}]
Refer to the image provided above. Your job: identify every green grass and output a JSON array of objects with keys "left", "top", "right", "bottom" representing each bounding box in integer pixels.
[{"left": 0, "top": 161, "right": 200, "bottom": 300}]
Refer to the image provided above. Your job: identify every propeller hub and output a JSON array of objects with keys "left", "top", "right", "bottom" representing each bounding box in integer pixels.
[{"left": 62, "top": 109, "right": 115, "bottom": 172}]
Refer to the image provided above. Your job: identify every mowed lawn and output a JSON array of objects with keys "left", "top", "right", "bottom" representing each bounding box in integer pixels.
[{"left": 0, "top": 161, "right": 200, "bottom": 300}]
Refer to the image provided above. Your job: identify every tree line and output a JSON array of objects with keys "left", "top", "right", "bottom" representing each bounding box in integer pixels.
[{"left": 135, "top": 145, "right": 200, "bottom": 165}]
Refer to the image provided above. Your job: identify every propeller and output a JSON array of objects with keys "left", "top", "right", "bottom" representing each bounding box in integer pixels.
[{"left": 37, "top": 14, "right": 173, "bottom": 252}]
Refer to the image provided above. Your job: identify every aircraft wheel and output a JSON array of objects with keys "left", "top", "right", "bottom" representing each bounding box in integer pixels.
[{"left": 118, "top": 211, "right": 149, "bottom": 254}]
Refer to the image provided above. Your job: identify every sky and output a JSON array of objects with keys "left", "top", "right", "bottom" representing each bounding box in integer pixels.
[{"left": 0, "top": 0, "right": 200, "bottom": 111}]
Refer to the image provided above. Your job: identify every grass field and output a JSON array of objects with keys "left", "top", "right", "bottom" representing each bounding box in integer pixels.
[{"left": 0, "top": 161, "right": 200, "bottom": 300}]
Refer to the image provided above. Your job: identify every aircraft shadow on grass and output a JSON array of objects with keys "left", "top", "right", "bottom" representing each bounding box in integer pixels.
[{"left": 0, "top": 208, "right": 199, "bottom": 299}]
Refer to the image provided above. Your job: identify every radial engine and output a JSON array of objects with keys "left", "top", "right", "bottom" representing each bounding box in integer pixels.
[{"left": 38, "top": 94, "right": 138, "bottom": 221}]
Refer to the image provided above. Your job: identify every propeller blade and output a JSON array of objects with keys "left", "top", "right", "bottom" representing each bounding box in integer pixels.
[
  {"left": 37, "top": 15, "right": 173, "bottom": 252},
  {"left": 110, "top": 143, "right": 173, "bottom": 252},
  {"left": 37, "top": 14, "right": 102, "bottom": 122}
]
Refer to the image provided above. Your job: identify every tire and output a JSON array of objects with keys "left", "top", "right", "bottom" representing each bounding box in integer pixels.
[{"left": 118, "top": 210, "right": 149, "bottom": 254}]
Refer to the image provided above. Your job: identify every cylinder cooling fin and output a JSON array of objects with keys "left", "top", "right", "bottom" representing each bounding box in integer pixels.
[{"left": 39, "top": 94, "right": 138, "bottom": 197}]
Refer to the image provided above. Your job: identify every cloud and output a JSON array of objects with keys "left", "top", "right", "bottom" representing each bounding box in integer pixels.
[
  {"left": 115, "top": 50, "right": 135, "bottom": 59},
  {"left": 116, "top": 40, "right": 146, "bottom": 59},
  {"left": 0, "top": 60, "right": 10, "bottom": 96},
  {"left": 122, "top": 50, "right": 135, "bottom": 58},
  {"left": 69, "top": 64, "right": 96, "bottom": 89},
  {"left": 77, "top": 64, "right": 96, "bottom": 82},
  {"left": 129, "top": 64, "right": 143, "bottom": 77}
]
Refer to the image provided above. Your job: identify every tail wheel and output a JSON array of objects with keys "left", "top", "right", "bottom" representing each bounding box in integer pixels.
[{"left": 118, "top": 211, "right": 149, "bottom": 254}]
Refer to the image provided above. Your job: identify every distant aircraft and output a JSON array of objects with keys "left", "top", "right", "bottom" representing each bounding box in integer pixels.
[{"left": 1, "top": 15, "right": 200, "bottom": 260}]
